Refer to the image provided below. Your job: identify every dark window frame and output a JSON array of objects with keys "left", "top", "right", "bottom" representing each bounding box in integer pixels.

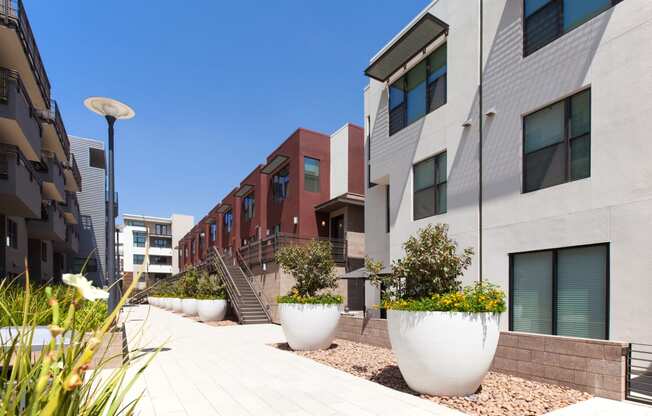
[
  {"left": 508, "top": 242, "right": 610, "bottom": 339},
  {"left": 224, "top": 210, "right": 233, "bottom": 234},
  {"left": 523, "top": 0, "right": 623, "bottom": 57},
  {"left": 133, "top": 254, "right": 145, "bottom": 265},
  {"left": 209, "top": 223, "right": 217, "bottom": 242},
  {"left": 385, "top": 185, "right": 390, "bottom": 233},
  {"left": 6, "top": 218, "right": 18, "bottom": 249},
  {"left": 272, "top": 165, "right": 290, "bottom": 203},
  {"left": 413, "top": 151, "right": 447, "bottom": 220},
  {"left": 242, "top": 194, "right": 255, "bottom": 222},
  {"left": 389, "top": 43, "right": 447, "bottom": 136},
  {"left": 522, "top": 88, "right": 591, "bottom": 193},
  {"left": 132, "top": 231, "right": 147, "bottom": 248},
  {"left": 89, "top": 148, "right": 105, "bottom": 169},
  {"left": 303, "top": 156, "right": 320, "bottom": 193}
]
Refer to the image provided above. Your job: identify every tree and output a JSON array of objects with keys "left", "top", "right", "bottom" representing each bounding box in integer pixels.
[{"left": 275, "top": 240, "right": 337, "bottom": 297}]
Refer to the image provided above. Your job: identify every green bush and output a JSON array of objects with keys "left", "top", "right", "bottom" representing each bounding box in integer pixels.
[
  {"left": 367, "top": 224, "right": 506, "bottom": 313},
  {"left": 195, "top": 271, "right": 226, "bottom": 300},
  {"left": 277, "top": 292, "right": 343, "bottom": 305},
  {"left": 178, "top": 268, "right": 200, "bottom": 298},
  {"left": 275, "top": 240, "right": 340, "bottom": 303}
]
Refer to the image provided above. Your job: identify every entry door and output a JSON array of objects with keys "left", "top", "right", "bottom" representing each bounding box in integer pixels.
[{"left": 330, "top": 215, "right": 344, "bottom": 240}]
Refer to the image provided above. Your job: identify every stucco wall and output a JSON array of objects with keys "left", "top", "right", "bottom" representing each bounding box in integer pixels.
[{"left": 364, "top": 0, "right": 652, "bottom": 343}]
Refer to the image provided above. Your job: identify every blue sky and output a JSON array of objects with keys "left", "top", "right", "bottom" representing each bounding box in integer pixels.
[{"left": 27, "top": 0, "right": 429, "bottom": 222}]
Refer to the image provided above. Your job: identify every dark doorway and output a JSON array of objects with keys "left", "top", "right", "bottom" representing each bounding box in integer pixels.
[
  {"left": 27, "top": 239, "right": 42, "bottom": 281},
  {"left": 330, "top": 215, "right": 344, "bottom": 240},
  {"left": 53, "top": 252, "right": 63, "bottom": 282},
  {"left": 346, "top": 279, "right": 365, "bottom": 311}
]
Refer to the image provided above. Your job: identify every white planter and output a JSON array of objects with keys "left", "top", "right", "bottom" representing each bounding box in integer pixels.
[
  {"left": 147, "top": 296, "right": 153, "bottom": 305},
  {"left": 161, "top": 298, "right": 170, "bottom": 309},
  {"left": 279, "top": 303, "right": 341, "bottom": 351},
  {"left": 181, "top": 298, "right": 198, "bottom": 316},
  {"left": 197, "top": 299, "right": 227, "bottom": 322},
  {"left": 387, "top": 310, "right": 500, "bottom": 396},
  {"left": 171, "top": 298, "right": 183, "bottom": 313}
]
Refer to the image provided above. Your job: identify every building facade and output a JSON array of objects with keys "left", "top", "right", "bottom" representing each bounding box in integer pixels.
[
  {"left": 364, "top": 0, "right": 651, "bottom": 343},
  {"left": 120, "top": 213, "right": 193, "bottom": 289},
  {"left": 68, "top": 136, "right": 106, "bottom": 285},
  {"left": 1, "top": 2, "right": 83, "bottom": 281}
]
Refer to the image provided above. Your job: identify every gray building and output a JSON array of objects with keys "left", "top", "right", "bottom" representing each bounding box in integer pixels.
[{"left": 69, "top": 136, "right": 107, "bottom": 285}]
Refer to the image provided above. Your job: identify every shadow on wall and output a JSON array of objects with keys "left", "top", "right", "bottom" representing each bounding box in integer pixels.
[{"left": 79, "top": 214, "right": 105, "bottom": 286}]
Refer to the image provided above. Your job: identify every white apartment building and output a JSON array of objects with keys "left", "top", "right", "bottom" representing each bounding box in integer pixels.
[
  {"left": 119, "top": 213, "right": 193, "bottom": 286},
  {"left": 364, "top": 0, "right": 652, "bottom": 344}
]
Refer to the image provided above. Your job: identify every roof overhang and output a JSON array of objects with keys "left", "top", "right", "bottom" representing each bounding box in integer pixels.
[
  {"left": 365, "top": 13, "right": 448, "bottom": 82},
  {"left": 314, "top": 193, "right": 365, "bottom": 213},
  {"left": 341, "top": 266, "right": 392, "bottom": 279},
  {"left": 261, "top": 154, "right": 289, "bottom": 174},
  {"left": 235, "top": 184, "right": 254, "bottom": 197},
  {"left": 216, "top": 204, "right": 231, "bottom": 213}
]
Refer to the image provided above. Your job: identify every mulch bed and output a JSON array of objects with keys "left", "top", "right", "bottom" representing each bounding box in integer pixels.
[{"left": 274, "top": 339, "right": 591, "bottom": 416}]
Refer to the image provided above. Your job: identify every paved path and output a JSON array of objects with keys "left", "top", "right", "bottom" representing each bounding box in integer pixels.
[
  {"left": 121, "top": 305, "right": 652, "bottom": 416},
  {"left": 122, "top": 305, "right": 462, "bottom": 416}
]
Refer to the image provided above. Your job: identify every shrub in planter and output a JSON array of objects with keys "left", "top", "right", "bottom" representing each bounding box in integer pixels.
[
  {"left": 367, "top": 224, "right": 506, "bottom": 396},
  {"left": 275, "top": 240, "right": 343, "bottom": 351},
  {"left": 196, "top": 272, "right": 228, "bottom": 322}
]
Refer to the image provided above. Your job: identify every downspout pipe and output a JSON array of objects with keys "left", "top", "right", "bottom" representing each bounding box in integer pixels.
[{"left": 478, "top": 0, "right": 484, "bottom": 283}]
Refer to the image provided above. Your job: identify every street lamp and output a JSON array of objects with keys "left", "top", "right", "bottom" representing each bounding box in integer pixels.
[{"left": 84, "top": 97, "right": 135, "bottom": 313}]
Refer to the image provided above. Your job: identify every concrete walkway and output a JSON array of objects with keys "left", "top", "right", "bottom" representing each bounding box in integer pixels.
[
  {"left": 122, "top": 305, "right": 462, "bottom": 416},
  {"left": 121, "top": 305, "right": 652, "bottom": 416}
]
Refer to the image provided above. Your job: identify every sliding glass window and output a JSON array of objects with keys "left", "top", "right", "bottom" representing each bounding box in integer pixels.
[
  {"left": 413, "top": 152, "right": 447, "bottom": 220},
  {"left": 510, "top": 244, "right": 608, "bottom": 340},
  {"left": 523, "top": 89, "right": 590, "bottom": 192},
  {"left": 304, "top": 157, "right": 320, "bottom": 193}
]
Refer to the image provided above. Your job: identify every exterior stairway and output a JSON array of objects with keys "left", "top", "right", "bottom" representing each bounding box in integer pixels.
[{"left": 208, "top": 247, "right": 271, "bottom": 325}]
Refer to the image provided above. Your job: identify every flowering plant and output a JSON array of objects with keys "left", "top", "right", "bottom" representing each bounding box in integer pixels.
[{"left": 382, "top": 282, "right": 506, "bottom": 313}]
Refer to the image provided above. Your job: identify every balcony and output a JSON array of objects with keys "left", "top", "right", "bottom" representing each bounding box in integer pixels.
[
  {"left": 39, "top": 100, "right": 70, "bottom": 161},
  {"left": 27, "top": 201, "right": 65, "bottom": 242},
  {"left": 0, "top": 0, "right": 51, "bottom": 107},
  {"left": 0, "top": 143, "right": 40, "bottom": 217},
  {"left": 62, "top": 153, "right": 81, "bottom": 192},
  {"left": 34, "top": 151, "right": 64, "bottom": 202},
  {"left": 0, "top": 67, "right": 42, "bottom": 161},
  {"left": 61, "top": 191, "right": 79, "bottom": 225}
]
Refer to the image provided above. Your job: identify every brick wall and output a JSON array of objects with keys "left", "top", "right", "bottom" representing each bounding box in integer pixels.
[
  {"left": 493, "top": 332, "right": 628, "bottom": 401},
  {"left": 335, "top": 316, "right": 628, "bottom": 400}
]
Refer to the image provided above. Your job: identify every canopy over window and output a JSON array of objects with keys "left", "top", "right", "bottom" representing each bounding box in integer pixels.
[{"left": 365, "top": 14, "right": 448, "bottom": 82}]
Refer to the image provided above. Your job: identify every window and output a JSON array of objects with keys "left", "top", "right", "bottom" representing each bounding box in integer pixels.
[
  {"left": 6, "top": 218, "right": 17, "bottom": 249},
  {"left": 523, "top": 89, "right": 590, "bottom": 192},
  {"left": 132, "top": 231, "right": 146, "bottom": 247},
  {"left": 524, "top": 0, "right": 622, "bottom": 56},
  {"left": 89, "top": 148, "right": 105, "bottom": 169},
  {"left": 510, "top": 244, "right": 608, "bottom": 340},
  {"left": 243, "top": 194, "right": 255, "bottom": 221},
  {"left": 133, "top": 254, "right": 145, "bottom": 265},
  {"left": 413, "top": 152, "right": 447, "bottom": 220},
  {"left": 184, "top": 245, "right": 188, "bottom": 258},
  {"left": 389, "top": 43, "right": 447, "bottom": 135},
  {"left": 272, "top": 166, "right": 289, "bottom": 202},
  {"left": 41, "top": 241, "right": 47, "bottom": 262},
  {"left": 191, "top": 239, "right": 195, "bottom": 256},
  {"left": 154, "top": 223, "right": 171, "bottom": 235},
  {"left": 304, "top": 157, "right": 320, "bottom": 192},
  {"left": 210, "top": 223, "right": 217, "bottom": 242},
  {"left": 198, "top": 233, "right": 204, "bottom": 254},
  {"left": 150, "top": 255, "right": 171, "bottom": 265},
  {"left": 150, "top": 237, "right": 171, "bottom": 248},
  {"left": 125, "top": 220, "right": 145, "bottom": 227},
  {"left": 224, "top": 210, "right": 233, "bottom": 233}
]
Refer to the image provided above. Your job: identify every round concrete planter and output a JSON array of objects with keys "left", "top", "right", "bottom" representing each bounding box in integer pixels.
[
  {"left": 197, "top": 299, "right": 227, "bottom": 322},
  {"left": 147, "top": 296, "right": 154, "bottom": 306},
  {"left": 171, "top": 298, "right": 183, "bottom": 313},
  {"left": 161, "top": 298, "right": 171, "bottom": 309},
  {"left": 181, "top": 298, "right": 198, "bottom": 316},
  {"left": 387, "top": 310, "right": 500, "bottom": 396},
  {"left": 279, "top": 303, "right": 341, "bottom": 351}
]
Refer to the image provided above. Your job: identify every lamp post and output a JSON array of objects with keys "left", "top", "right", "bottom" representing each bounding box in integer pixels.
[{"left": 84, "top": 97, "right": 135, "bottom": 313}]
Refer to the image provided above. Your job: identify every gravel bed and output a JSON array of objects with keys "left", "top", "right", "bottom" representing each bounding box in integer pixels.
[{"left": 274, "top": 339, "right": 591, "bottom": 416}]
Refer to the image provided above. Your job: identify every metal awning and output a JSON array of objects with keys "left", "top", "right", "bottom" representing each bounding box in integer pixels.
[
  {"left": 261, "top": 155, "right": 289, "bottom": 174},
  {"left": 235, "top": 184, "right": 254, "bottom": 197},
  {"left": 216, "top": 204, "right": 231, "bottom": 213},
  {"left": 315, "top": 193, "right": 365, "bottom": 213},
  {"left": 341, "top": 266, "right": 392, "bottom": 279},
  {"left": 365, "top": 14, "right": 448, "bottom": 82}
]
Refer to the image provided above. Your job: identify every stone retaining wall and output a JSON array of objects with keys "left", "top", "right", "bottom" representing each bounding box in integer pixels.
[{"left": 335, "top": 315, "right": 628, "bottom": 400}]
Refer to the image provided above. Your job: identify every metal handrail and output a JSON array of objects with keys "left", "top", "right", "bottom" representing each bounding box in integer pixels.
[
  {"left": 0, "top": 143, "right": 39, "bottom": 184},
  {"left": 208, "top": 247, "right": 243, "bottom": 323},
  {"left": 234, "top": 249, "right": 272, "bottom": 322},
  {"left": 0, "top": 67, "right": 43, "bottom": 137}
]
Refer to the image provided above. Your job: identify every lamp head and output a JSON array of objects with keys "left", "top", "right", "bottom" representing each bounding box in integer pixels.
[{"left": 84, "top": 97, "right": 135, "bottom": 120}]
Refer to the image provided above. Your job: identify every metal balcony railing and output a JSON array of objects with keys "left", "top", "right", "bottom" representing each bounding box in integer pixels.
[
  {"left": 0, "top": 0, "right": 51, "bottom": 104},
  {"left": 63, "top": 152, "right": 81, "bottom": 190},
  {"left": 0, "top": 143, "right": 38, "bottom": 181},
  {"left": 0, "top": 67, "right": 43, "bottom": 137}
]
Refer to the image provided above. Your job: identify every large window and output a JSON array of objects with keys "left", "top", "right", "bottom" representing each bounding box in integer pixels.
[
  {"left": 133, "top": 254, "right": 145, "bottom": 265},
  {"left": 154, "top": 223, "right": 171, "bottom": 236},
  {"left": 389, "top": 43, "right": 447, "bottom": 135},
  {"left": 150, "top": 255, "right": 171, "bottom": 265},
  {"left": 89, "top": 148, "right": 105, "bottom": 169},
  {"left": 413, "top": 152, "right": 447, "bottom": 220},
  {"left": 150, "top": 237, "right": 171, "bottom": 248},
  {"left": 132, "top": 231, "right": 147, "bottom": 247},
  {"left": 272, "top": 166, "right": 289, "bottom": 202},
  {"left": 524, "top": 0, "right": 622, "bottom": 56},
  {"left": 523, "top": 89, "right": 590, "bottom": 192},
  {"left": 6, "top": 218, "right": 17, "bottom": 249},
  {"left": 510, "top": 244, "right": 608, "bottom": 339},
  {"left": 224, "top": 210, "right": 233, "bottom": 233},
  {"left": 210, "top": 223, "right": 217, "bottom": 242},
  {"left": 304, "top": 157, "right": 320, "bottom": 192},
  {"left": 243, "top": 194, "right": 255, "bottom": 221}
]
